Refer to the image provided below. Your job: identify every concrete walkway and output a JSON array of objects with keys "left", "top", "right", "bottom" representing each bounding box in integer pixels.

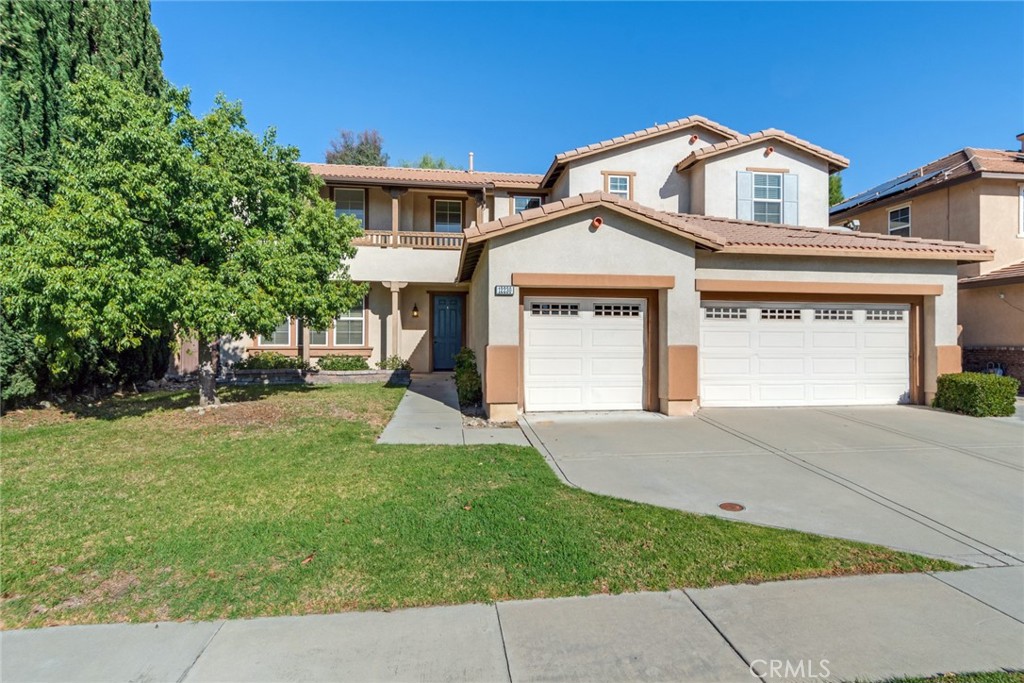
[
  {"left": 4, "top": 567, "right": 1021, "bottom": 682},
  {"left": 378, "top": 373, "right": 529, "bottom": 446}
]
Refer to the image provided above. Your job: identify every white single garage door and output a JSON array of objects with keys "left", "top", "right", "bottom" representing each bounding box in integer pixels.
[
  {"left": 524, "top": 297, "right": 645, "bottom": 412},
  {"left": 700, "top": 303, "right": 910, "bottom": 407}
]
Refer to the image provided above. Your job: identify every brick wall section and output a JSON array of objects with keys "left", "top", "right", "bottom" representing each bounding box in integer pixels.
[{"left": 962, "top": 346, "right": 1024, "bottom": 394}]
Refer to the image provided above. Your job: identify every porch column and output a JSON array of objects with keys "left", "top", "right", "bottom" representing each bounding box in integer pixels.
[
  {"left": 470, "top": 189, "right": 486, "bottom": 225},
  {"left": 300, "top": 323, "right": 310, "bottom": 364},
  {"left": 382, "top": 280, "right": 408, "bottom": 358},
  {"left": 388, "top": 187, "right": 406, "bottom": 248}
]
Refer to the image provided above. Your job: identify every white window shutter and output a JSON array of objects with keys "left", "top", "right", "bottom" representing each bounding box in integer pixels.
[
  {"left": 783, "top": 173, "right": 799, "bottom": 225},
  {"left": 736, "top": 171, "right": 753, "bottom": 220}
]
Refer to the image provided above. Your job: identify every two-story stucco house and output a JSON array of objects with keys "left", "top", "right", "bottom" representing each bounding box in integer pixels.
[
  {"left": 235, "top": 115, "right": 991, "bottom": 419},
  {"left": 830, "top": 136, "right": 1024, "bottom": 387}
]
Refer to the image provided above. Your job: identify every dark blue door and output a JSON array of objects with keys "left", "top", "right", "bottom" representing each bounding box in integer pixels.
[{"left": 433, "top": 296, "right": 462, "bottom": 371}]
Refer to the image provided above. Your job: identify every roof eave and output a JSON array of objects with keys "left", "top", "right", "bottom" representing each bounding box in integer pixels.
[
  {"left": 959, "top": 274, "right": 1024, "bottom": 289},
  {"left": 718, "top": 245, "right": 994, "bottom": 262}
]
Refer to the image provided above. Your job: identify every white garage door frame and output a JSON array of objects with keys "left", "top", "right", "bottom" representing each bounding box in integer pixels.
[
  {"left": 523, "top": 296, "right": 647, "bottom": 412},
  {"left": 699, "top": 301, "right": 912, "bottom": 407}
]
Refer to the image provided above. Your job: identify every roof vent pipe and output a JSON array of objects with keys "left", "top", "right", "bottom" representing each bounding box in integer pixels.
[{"left": 468, "top": 152, "right": 474, "bottom": 171}]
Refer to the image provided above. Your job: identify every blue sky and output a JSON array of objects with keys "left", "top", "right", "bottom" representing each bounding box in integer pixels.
[{"left": 152, "top": 2, "right": 1023, "bottom": 195}]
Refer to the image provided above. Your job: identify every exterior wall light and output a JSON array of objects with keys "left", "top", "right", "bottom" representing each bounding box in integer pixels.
[{"left": 412, "top": 304, "right": 419, "bottom": 318}]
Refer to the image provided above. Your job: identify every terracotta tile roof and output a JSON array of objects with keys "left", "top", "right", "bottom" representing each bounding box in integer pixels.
[
  {"left": 676, "top": 129, "right": 850, "bottom": 172},
  {"left": 831, "top": 147, "right": 1024, "bottom": 218},
  {"left": 303, "top": 163, "right": 544, "bottom": 190},
  {"left": 540, "top": 115, "right": 742, "bottom": 188},
  {"left": 668, "top": 211, "right": 991, "bottom": 258},
  {"left": 458, "top": 193, "right": 992, "bottom": 281},
  {"left": 968, "top": 148, "right": 1024, "bottom": 174},
  {"left": 959, "top": 260, "right": 1024, "bottom": 289}
]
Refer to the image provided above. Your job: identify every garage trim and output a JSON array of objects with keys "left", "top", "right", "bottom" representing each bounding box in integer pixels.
[
  {"left": 694, "top": 280, "right": 943, "bottom": 296},
  {"left": 519, "top": 288, "right": 660, "bottom": 412},
  {"left": 513, "top": 273, "right": 676, "bottom": 289}
]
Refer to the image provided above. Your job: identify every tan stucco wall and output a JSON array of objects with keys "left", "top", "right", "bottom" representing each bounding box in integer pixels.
[
  {"left": 698, "top": 145, "right": 832, "bottom": 228},
  {"left": 978, "top": 179, "right": 1024, "bottom": 275},
  {"left": 835, "top": 180, "right": 980, "bottom": 244},
  {"left": 468, "top": 249, "right": 491, "bottom": 396},
  {"left": 959, "top": 283, "right": 1024, "bottom": 346},
  {"left": 553, "top": 126, "right": 730, "bottom": 212},
  {"left": 482, "top": 211, "right": 698, "bottom": 347},
  {"left": 347, "top": 246, "right": 460, "bottom": 284}
]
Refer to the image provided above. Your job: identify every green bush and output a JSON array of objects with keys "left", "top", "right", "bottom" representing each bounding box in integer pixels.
[
  {"left": 317, "top": 354, "right": 369, "bottom": 371},
  {"left": 932, "top": 372, "right": 1019, "bottom": 417},
  {"left": 453, "top": 347, "right": 482, "bottom": 407},
  {"left": 234, "top": 352, "right": 309, "bottom": 371},
  {"left": 376, "top": 355, "right": 412, "bottom": 371}
]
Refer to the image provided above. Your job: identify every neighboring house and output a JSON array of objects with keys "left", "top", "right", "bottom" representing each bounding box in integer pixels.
[
  {"left": 830, "top": 136, "right": 1024, "bottom": 387},
  {"left": 231, "top": 115, "right": 991, "bottom": 418}
]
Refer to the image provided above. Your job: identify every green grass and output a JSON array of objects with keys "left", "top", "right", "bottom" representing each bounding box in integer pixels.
[
  {"left": 872, "top": 673, "right": 1023, "bottom": 683},
  {"left": 1, "top": 384, "right": 959, "bottom": 629}
]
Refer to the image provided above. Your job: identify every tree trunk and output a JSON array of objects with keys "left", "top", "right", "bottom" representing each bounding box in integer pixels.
[{"left": 197, "top": 337, "right": 221, "bottom": 410}]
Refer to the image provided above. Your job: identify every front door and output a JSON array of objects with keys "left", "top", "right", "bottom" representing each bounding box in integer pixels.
[{"left": 432, "top": 295, "right": 462, "bottom": 371}]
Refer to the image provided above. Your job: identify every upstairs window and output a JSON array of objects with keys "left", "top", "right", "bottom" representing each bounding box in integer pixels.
[
  {"left": 335, "top": 188, "right": 366, "bottom": 227},
  {"left": 604, "top": 173, "right": 632, "bottom": 200},
  {"left": 888, "top": 206, "right": 911, "bottom": 237},
  {"left": 334, "top": 301, "right": 365, "bottom": 346},
  {"left": 259, "top": 319, "right": 291, "bottom": 346},
  {"left": 513, "top": 196, "right": 543, "bottom": 214},
  {"left": 753, "top": 173, "right": 783, "bottom": 224},
  {"left": 433, "top": 199, "right": 463, "bottom": 233}
]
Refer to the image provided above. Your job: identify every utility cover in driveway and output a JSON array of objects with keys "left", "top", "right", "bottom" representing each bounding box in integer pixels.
[
  {"left": 699, "top": 303, "right": 910, "bottom": 406},
  {"left": 524, "top": 297, "right": 645, "bottom": 412}
]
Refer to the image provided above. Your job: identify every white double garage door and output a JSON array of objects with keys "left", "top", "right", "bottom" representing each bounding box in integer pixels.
[{"left": 523, "top": 297, "right": 910, "bottom": 412}]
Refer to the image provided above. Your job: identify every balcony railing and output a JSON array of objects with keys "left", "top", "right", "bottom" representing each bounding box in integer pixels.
[{"left": 351, "top": 230, "right": 464, "bottom": 250}]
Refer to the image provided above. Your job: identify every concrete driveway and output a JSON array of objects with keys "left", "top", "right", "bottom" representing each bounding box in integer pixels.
[{"left": 522, "top": 406, "right": 1024, "bottom": 566}]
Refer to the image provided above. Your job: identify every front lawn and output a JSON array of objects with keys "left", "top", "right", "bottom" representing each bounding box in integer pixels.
[{"left": 1, "top": 384, "right": 958, "bottom": 629}]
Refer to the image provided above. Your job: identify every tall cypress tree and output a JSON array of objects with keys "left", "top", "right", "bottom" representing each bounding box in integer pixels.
[
  {"left": 0, "top": 0, "right": 166, "bottom": 407},
  {"left": 0, "top": 0, "right": 164, "bottom": 200}
]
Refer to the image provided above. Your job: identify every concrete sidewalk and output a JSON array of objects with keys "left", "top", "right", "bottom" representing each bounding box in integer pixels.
[
  {"left": 4, "top": 567, "right": 1022, "bottom": 683},
  {"left": 378, "top": 373, "right": 529, "bottom": 446}
]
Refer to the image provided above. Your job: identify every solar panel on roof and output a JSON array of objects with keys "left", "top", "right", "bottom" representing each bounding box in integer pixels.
[{"left": 830, "top": 170, "right": 942, "bottom": 214}]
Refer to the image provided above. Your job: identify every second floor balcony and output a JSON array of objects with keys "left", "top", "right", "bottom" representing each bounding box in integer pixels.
[{"left": 351, "top": 229, "right": 464, "bottom": 250}]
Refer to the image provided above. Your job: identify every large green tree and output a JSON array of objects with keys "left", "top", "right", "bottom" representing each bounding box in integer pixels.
[
  {"left": 1, "top": 70, "right": 364, "bottom": 407},
  {"left": 0, "top": 0, "right": 164, "bottom": 201},
  {"left": 324, "top": 129, "right": 388, "bottom": 166}
]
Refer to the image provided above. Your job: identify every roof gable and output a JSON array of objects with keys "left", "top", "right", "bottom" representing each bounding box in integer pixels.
[
  {"left": 539, "top": 115, "right": 741, "bottom": 188},
  {"left": 676, "top": 129, "right": 849, "bottom": 173}
]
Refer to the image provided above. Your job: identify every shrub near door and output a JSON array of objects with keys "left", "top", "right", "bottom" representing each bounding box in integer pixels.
[
  {"left": 453, "top": 347, "right": 482, "bottom": 407},
  {"left": 932, "top": 372, "right": 1020, "bottom": 417}
]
